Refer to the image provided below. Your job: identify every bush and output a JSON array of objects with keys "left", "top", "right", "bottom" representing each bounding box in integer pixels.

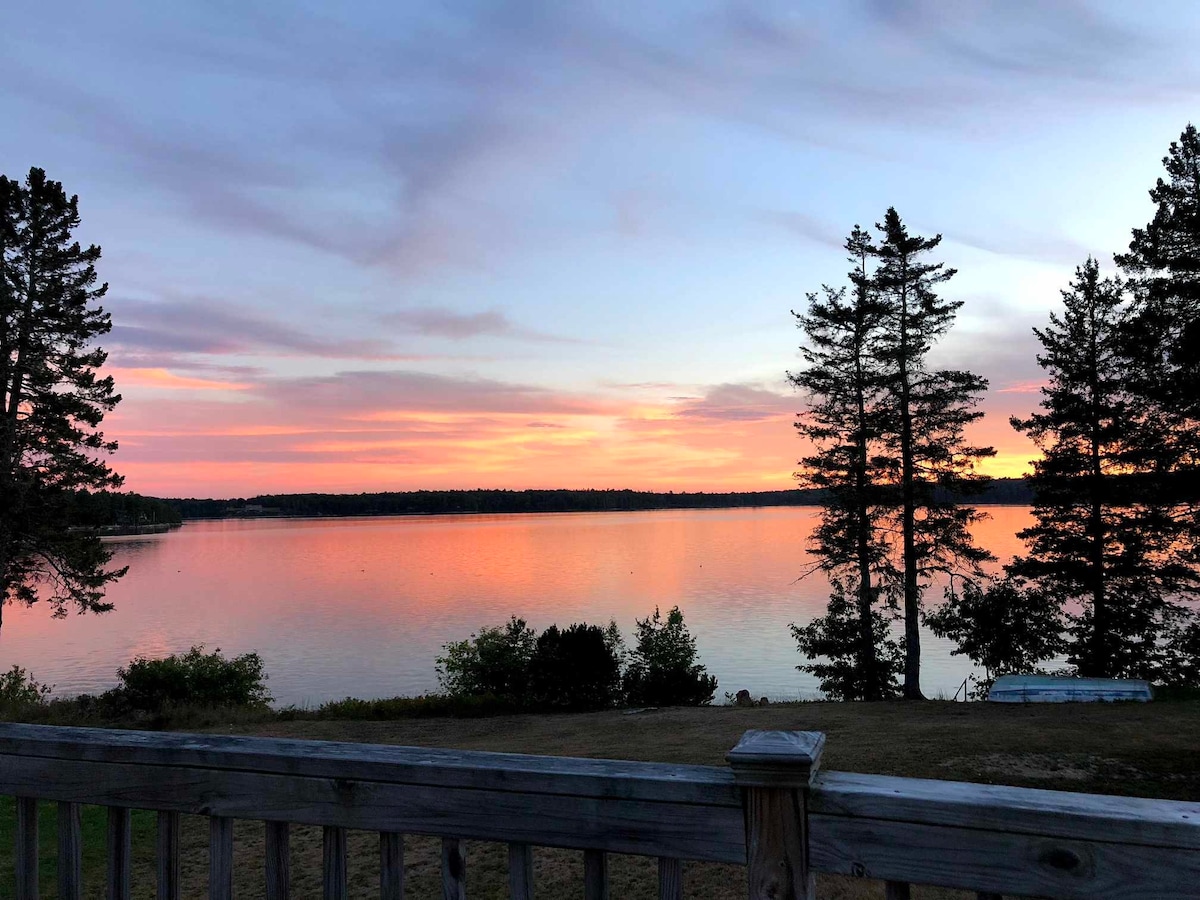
[
  {"left": 116, "top": 645, "right": 272, "bottom": 712},
  {"left": 436, "top": 617, "right": 536, "bottom": 704},
  {"left": 623, "top": 606, "right": 717, "bottom": 706},
  {"left": 0, "top": 665, "right": 52, "bottom": 715},
  {"left": 926, "top": 577, "right": 1066, "bottom": 698},
  {"left": 529, "top": 622, "right": 624, "bottom": 710},
  {"left": 791, "top": 581, "right": 903, "bottom": 701}
]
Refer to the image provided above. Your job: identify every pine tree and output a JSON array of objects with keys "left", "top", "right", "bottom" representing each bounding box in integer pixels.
[
  {"left": 872, "top": 208, "right": 994, "bottom": 699},
  {"left": 1115, "top": 123, "right": 1200, "bottom": 434},
  {"left": 1010, "top": 258, "right": 1199, "bottom": 678},
  {"left": 1114, "top": 124, "right": 1200, "bottom": 638},
  {"left": 789, "top": 226, "right": 902, "bottom": 700},
  {"left": 0, "top": 168, "right": 124, "bottom": 627}
]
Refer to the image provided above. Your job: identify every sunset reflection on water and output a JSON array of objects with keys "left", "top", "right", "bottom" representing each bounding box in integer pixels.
[{"left": 0, "top": 506, "right": 1033, "bottom": 705}]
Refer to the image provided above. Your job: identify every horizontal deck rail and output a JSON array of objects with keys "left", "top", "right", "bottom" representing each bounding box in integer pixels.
[{"left": 1, "top": 722, "right": 1197, "bottom": 898}]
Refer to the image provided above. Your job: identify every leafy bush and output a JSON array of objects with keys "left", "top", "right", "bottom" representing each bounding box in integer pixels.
[
  {"left": 529, "top": 622, "right": 625, "bottom": 710},
  {"left": 436, "top": 617, "right": 536, "bottom": 704},
  {"left": 791, "top": 581, "right": 902, "bottom": 701},
  {"left": 0, "top": 665, "right": 52, "bottom": 715},
  {"left": 926, "top": 577, "right": 1066, "bottom": 698},
  {"left": 116, "top": 645, "right": 272, "bottom": 712},
  {"left": 623, "top": 606, "right": 717, "bottom": 706},
  {"left": 1146, "top": 612, "right": 1200, "bottom": 689}
]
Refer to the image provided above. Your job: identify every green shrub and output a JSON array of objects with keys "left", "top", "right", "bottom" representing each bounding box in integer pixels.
[
  {"left": 623, "top": 606, "right": 717, "bottom": 706},
  {"left": 436, "top": 617, "right": 536, "bottom": 704},
  {"left": 791, "top": 581, "right": 903, "bottom": 701},
  {"left": 116, "top": 645, "right": 271, "bottom": 712},
  {"left": 0, "top": 665, "right": 51, "bottom": 715},
  {"left": 926, "top": 577, "right": 1067, "bottom": 698},
  {"left": 529, "top": 622, "right": 624, "bottom": 710}
]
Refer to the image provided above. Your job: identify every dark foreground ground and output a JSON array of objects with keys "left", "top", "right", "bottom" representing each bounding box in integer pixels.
[{"left": 3, "top": 699, "right": 1198, "bottom": 898}]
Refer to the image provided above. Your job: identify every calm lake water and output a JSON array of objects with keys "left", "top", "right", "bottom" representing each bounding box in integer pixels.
[{"left": 0, "top": 506, "right": 1033, "bottom": 705}]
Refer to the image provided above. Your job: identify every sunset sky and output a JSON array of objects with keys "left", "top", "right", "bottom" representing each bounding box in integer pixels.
[{"left": 4, "top": 1, "right": 1198, "bottom": 497}]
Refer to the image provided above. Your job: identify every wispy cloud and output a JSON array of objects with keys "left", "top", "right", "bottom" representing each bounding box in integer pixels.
[
  {"left": 673, "top": 383, "right": 796, "bottom": 422},
  {"left": 110, "top": 297, "right": 416, "bottom": 361},
  {"left": 382, "top": 307, "right": 580, "bottom": 343}
]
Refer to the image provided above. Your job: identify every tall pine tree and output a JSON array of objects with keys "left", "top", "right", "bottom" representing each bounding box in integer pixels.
[
  {"left": 872, "top": 209, "right": 994, "bottom": 699},
  {"left": 1010, "top": 258, "right": 1199, "bottom": 679},
  {"left": 789, "top": 227, "right": 902, "bottom": 700},
  {"left": 1116, "top": 123, "right": 1200, "bottom": 434},
  {"left": 0, "top": 168, "right": 124, "bottom": 628}
]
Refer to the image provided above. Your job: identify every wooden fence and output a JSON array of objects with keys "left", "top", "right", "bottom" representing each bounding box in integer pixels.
[{"left": 1, "top": 723, "right": 1197, "bottom": 898}]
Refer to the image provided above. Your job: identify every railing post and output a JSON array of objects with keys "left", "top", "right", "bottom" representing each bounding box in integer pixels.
[{"left": 727, "top": 730, "right": 825, "bottom": 900}]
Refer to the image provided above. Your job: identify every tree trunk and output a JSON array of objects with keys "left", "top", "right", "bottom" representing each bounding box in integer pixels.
[
  {"left": 898, "top": 272, "right": 924, "bottom": 700},
  {"left": 1085, "top": 302, "right": 1108, "bottom": 678}
]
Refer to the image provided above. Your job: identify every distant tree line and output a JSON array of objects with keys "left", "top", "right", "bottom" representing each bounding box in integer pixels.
[
  {"left": 792, "top": 124, "right": 1200, "bottom": 697},
  {"left": 65, "top": 491, "right": 182, "bottom": 528},
  {"left": 161, "top": 483, "right": 1034, "bottom": 520}
]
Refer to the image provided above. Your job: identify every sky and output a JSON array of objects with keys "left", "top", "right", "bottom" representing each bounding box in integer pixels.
[{"left": 3, "top": 1, "right": 1199, "bottom": 498}]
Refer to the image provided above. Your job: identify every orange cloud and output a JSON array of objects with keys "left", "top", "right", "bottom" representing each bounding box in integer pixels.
[{"left": 109, "top": 367, "right": 250, "bottom": 392}]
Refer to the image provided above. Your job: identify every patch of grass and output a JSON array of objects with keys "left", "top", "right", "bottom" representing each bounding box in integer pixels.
[
  {"left": 0, "top": 799, "right": 156, "bottom": 900},
  {"left": 279, "top": 693, "right": 520, "bottom": 721}
]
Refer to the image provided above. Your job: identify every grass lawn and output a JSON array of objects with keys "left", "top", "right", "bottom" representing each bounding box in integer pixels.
[{"left": 2, "top": 699, "right": 1198, "bottom": 898}]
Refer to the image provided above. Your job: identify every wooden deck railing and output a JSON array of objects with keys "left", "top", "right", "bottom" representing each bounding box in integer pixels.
[{"left": 1, "top": 723, "right": 1198, "bottom": 899}]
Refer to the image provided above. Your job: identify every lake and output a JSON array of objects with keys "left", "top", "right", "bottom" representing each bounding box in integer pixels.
[{"left": 0, "top": 506, "right": 1033, "bottom": 705}]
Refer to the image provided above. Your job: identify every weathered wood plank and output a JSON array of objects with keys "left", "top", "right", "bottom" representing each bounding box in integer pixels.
[
  {"left": 809, "top": 812, "right": 1200, "bottom": 899},
  {"left": 209, "top": 816, "right": 234, "bottom": 900},
  {"left": 324, "top": 825, "right": 348, "bottom": 900},
  {"left": 884, "top": 882, "right": 910, "bottom": 900},
  {"left": 157, "top": 810, "right": 182, "bottom": 900},
  {"left": 657, "top": 857, "right": 682, "bottom": 900},
  {"left": 380, "top": 832, "right": 404, "bottom": 900},
  {"left": 442, "top": 837, "right": 466, "bottom": 900},
  {"left": 0, "top": 723, "right": 739, "bottom": 806},
  {"left": 812, "top": 770, "right": 1200, "bottom": 850},
  {"left": 0, "top": 754, "right": 745, "bottom": 862},
  {"left": 15, "top": 796, "right": 38, "bottom": 900},
  {"left": 107, "top": 806, "right": 131, "bottom": 900},
  {"left": 741, "top": 788, "right": 813, "bottom": 900},
  {"left": 508, "top": 842, "right": 533, "bottom": 900},
  {"left": 58, "top": 801, "right": 83, "bottom": 900},
  {"left": 584, "top": 849, "right": 608, "bottom": 900},
  {"left": 266, "top": 820, "right": 290, "bottom": 900}
]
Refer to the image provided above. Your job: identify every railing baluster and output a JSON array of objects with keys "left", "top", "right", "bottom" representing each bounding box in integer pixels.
[
  {"left": 583, "top": 850, "right": 608, "bottom": 900},
  {"left": 107, "top": 806, "right": 132, "bottom": 900},
  {"left": 15, "top": 796, "right": 38, "bottom": 900},
  {"left": 508, "top": 842, "right": 533, "bottom": 900},
  {"left": 324, "top": 825, "right": 348, "bottom": 900},
  {"left": 209, "top": 816, "right": 234, "bottom": 900},
  {"left": 157, "top": 810, "right": 182, "bottom": 900},
  {"left": 58, "top": 801, "right": 82, "bottom": 900},
  {"left": 885, "top": 882, "right": 911, "bottom": 900},
  {"left": 266, "top": 821, "right": 291, "bottom": 900},
  {"left": 657, "top": 857, "right": 682, "bottom": 900},
  {"left": 380, "top": 831, "right": 404, "bottom": 900},
  {"left": 442, "top": 837, "right": 466, "bottom": 900}
]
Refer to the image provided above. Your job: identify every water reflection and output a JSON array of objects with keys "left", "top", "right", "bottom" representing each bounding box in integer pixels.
[{"left": 0, "top": 507, "right": 1032, "bottom": 704}]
